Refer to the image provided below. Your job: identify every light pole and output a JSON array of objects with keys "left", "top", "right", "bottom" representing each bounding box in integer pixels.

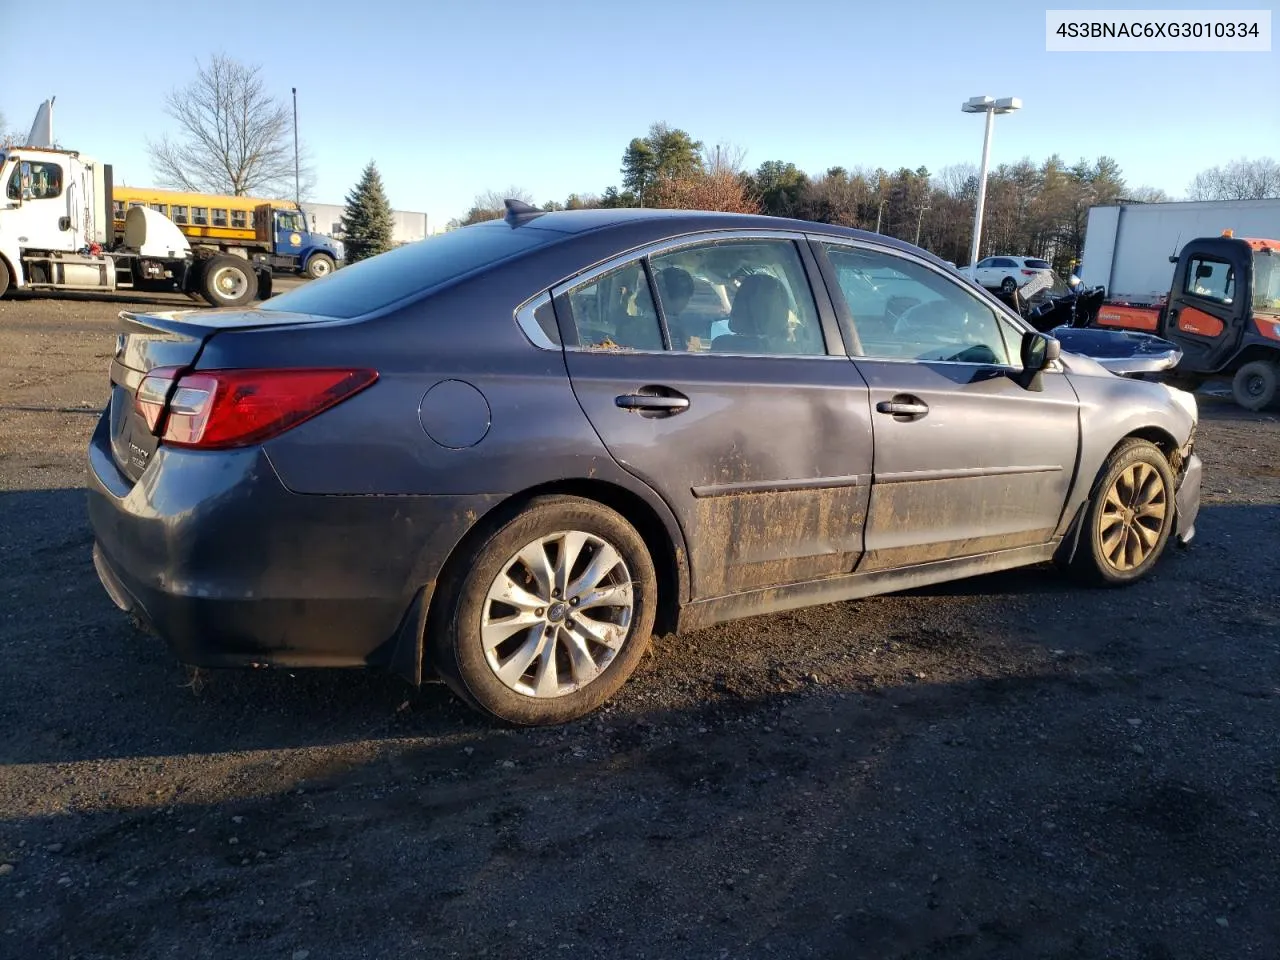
[
  {"left": 961, "top": 95, "right": 1021, "bottom": 270},
  {"left": 914, "top": 203, "right": 930, "bottom": 246},
  {"left": 291, "top": 87, "right": 300, "bottom": 207},
  {"left": 874, "top": 197, "right": 887, "bottom": 234}
]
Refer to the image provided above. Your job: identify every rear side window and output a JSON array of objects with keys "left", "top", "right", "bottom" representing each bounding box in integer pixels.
[
  {"left": 1024, "top": 258, "right": 1052, "bottom": 269},
  {"left": 261, "top": 220, "right": 558, "bottom": 320},
  {"left": 561, "top": 261, "right": 664, "bottom": 351}
]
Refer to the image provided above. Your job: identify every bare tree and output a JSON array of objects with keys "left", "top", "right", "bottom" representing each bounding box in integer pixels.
[
  {"left": 1123, "top": 185, "right": 1172, "bottom": 203},
  {"left": 148, "top": 56, "right": 313, "bottom": 197},
  {"left": 0, "top": 110, "right": 24, "bottom": 148},
  {"left": 458, "top": 187, "right": 536, "bottom": 225},
  {"left": 1188, "top": 157, "right": 1280, "bottom": 200}
]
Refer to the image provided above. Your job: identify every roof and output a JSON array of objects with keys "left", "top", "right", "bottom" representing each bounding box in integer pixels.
[{"left": 497, "top": 206, "right": 949, "bottom": 266}]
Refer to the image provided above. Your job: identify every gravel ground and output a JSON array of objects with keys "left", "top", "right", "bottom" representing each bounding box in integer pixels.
[{"left": 1, "top": 290, "right": 1278, "bottom": 960}]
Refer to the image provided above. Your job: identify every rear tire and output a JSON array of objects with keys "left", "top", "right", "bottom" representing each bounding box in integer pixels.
[
  {"left": 1068, "top": 438, "right": 1176, "bottom": 587},
  {"left": 304, "top": 253, "right": 335, "bottom": 280},
  {"left": 1000, "top": 276, "right": 1017, "bottom": 294},
  {"left": 199, "top": 254, "right": 256, "bottom": 308},
  {"left": 430, "top": 495, "right": 657, "bottom": 726},
  {"left": 1231, "top": 360, "right": 1278, "bottom": 411}
]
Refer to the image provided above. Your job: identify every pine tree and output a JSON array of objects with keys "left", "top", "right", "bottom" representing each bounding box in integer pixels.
[{"left": 340, "top": 161, "right": 394, "bottom": 263}]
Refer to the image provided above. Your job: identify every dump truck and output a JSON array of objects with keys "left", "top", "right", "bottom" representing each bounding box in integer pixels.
[{"left": 111, "top": 186, "right": 343, "bottom": 278}]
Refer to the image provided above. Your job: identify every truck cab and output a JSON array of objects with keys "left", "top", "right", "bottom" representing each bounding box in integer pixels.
[
  {"left": 1157, "top": 235, "right": 1280, "bottom": 410},
  {"left": 252, "top": 204, "right": 342, "bottom": 279}
]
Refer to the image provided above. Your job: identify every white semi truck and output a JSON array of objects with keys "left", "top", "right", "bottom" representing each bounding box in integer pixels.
[{"left": 0, "top": 101, "right": 270, "bottom": 307}]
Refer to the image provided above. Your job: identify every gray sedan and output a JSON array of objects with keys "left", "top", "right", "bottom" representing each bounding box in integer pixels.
[{"left": 87, "top": 206, "right": 1202, "bottom": 726}]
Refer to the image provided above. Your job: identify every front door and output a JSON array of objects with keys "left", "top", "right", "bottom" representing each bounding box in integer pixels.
[
  {"left": 274, "top": 209, "right": 306, "bottom": 259},
  {"left": 557, "top": 234, "right": 874, "bottom": 599},
  {"left": 3, "top": 157, "right": 75, "bottom": 253},
  {"left": 1163, "top": 243, "right": 1250, "bottom": 373},
  {"left": 817, "top": 240, "right": 1080, "bottom": 571}
]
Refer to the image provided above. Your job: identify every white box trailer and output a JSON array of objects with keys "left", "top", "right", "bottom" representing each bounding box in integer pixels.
[{"left": 1081, "top": 198, "right": 1280, "bottom": 303}]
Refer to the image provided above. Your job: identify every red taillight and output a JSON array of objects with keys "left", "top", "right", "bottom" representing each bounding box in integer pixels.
[
  {"left": 1021, "top": 269, "right": 1036, "bottom": 275},
  {"left": 136, "top": 367, "right": 378, "bottom": 449}
]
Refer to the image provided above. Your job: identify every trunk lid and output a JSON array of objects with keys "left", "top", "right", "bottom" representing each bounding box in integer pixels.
[{"left": 108, "top": 308, "right": 328, "bottom": 482}]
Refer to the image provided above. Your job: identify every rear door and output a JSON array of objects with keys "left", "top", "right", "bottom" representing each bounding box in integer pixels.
[
  {"left": 556, "top": 232, "right": 874, "bottom": 600},
  {"left": 815, "top": 239, "right": 1080, "bottom": 571}
]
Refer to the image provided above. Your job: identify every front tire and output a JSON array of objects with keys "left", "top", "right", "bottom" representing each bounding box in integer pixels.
[
  {"left": 304, "top": 253, "right": 335, "bottom": 280},
  {"left": 1232, "top": 360, "right": 1278, "bottom": 411},
  {"left": 0, "top": 257, "right": 10, "bottom": 298},
  {"left": 199, "top": 254, "right": 256, "bottom": 308},
  {"left": 1068, "top": 438, "right": 1176, "bottom": 586},
  {"left": 431, "top": 495, "right": 657, "bottom": 726}
]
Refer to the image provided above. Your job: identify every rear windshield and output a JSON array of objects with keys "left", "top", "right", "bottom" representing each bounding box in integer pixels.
[
  {"left": 1024, "top": 259, "right": 1052, "bottom": 269},
  {"left": 260, "top": 220, "right": 559, "bottom": 319}
]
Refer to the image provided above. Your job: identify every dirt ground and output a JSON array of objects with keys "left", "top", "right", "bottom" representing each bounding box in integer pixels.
[{"left": 1, "top": 288, "right": 1278, "bottom": 960}]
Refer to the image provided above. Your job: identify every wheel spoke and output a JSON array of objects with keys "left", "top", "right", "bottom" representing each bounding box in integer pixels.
[
  {"left": 1103, "top": 486, "right": 1126, "bottom": 516},
  {"left": 495, "top": 624, "right": 549, "bottom": 686},
  {"left": 562, "top": 628, "right": 601, "bottom": 686},
  {"left": 515, "top": 540, "right": 556, "bottom": 602},
  {"left": 1134, "top": 465, "right": 1161, "bottom": 506},
  {"left": 533, "top": 633, "right": 560, "bottom": 696},
  {"left": 481, "top": 609, "right": 543, "bottom": 652},
  {"left": 574, "top": 581, "right": 633, "bottom": 613},
  {"left": 1101, "top": 523, "right": 1126, "bottom": 565},
  {"left": 488, "top": 572, "right": 545, "bottom": 613},
  {"left": 1133, "top": 517, "right": 1161, "bottom": 549},
  {"left": 567, "top": 542, "right": 624, "bottom": 599},
  {"left": 1135, "top": 497, "right": 1167, "bottom": 521},
  {"left": 553, "top": 531, "right": 590, "bottom": 598},
  {"left": 570, "top": 614, "right": 627, "bottom": 651},
  {"left": 1124, "top": 527, "right": 1145, "bottom": 567}
]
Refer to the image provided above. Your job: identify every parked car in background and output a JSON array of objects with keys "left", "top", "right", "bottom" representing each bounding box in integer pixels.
[
  {"left": 972, "top": 255, "right": 1054, "bottom": 294},
  {"left": 87, "top": 205, "right": 1202, "bottom": 726}
]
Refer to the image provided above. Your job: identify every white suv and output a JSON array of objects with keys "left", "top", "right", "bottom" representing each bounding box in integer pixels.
[{"left": 970, "top": 256, "right": 1054, "bottom": 294}]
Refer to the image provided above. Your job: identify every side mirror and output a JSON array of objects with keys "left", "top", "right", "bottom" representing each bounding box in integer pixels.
[{"left": 1018, "top": 331, "right": 1060, "bottom": 390}]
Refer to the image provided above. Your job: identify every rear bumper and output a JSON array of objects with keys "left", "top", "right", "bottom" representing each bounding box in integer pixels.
[
  {"left": 86, "top": 411, "right": 494, "bottom": 675},
  {"left": 1174, "top": 451, "right": 1202, "bottom": 546}
]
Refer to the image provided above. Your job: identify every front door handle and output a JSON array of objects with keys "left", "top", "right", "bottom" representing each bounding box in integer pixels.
[
  {"left": 616, "top": 387, "right": 690, "bottom": 416},
  {"left": 876, "top": 398, "right": 929, "bottom": 419}
]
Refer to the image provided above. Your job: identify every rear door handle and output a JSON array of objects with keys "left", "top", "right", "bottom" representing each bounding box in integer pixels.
[
  {"left": 876, "top": 398, "right": 929, "bottom": 418},
  {"left": 616, "top": 387, "right": 690, "bottom": 416}
]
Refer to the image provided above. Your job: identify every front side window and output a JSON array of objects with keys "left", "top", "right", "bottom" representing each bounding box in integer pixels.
[
  {"left": 823, "top": 243, "right": 1014, "bottom": 365},
  {"left": 562, "top": 261, "right": 664, "bottom": 351},
  {"left": 7, "top": 161, "right": 63, "bottom": 200},
  {"left": 1184, "top": 256, "right": 1235, "bottom": 304},
  {"left": 649, "top": 238, "right": 825, "bottom": 356}
]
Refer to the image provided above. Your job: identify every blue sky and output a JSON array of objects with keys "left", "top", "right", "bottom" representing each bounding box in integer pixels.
[{"left": 2, "top": 0, "right": 1275, "bottom": 227}]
